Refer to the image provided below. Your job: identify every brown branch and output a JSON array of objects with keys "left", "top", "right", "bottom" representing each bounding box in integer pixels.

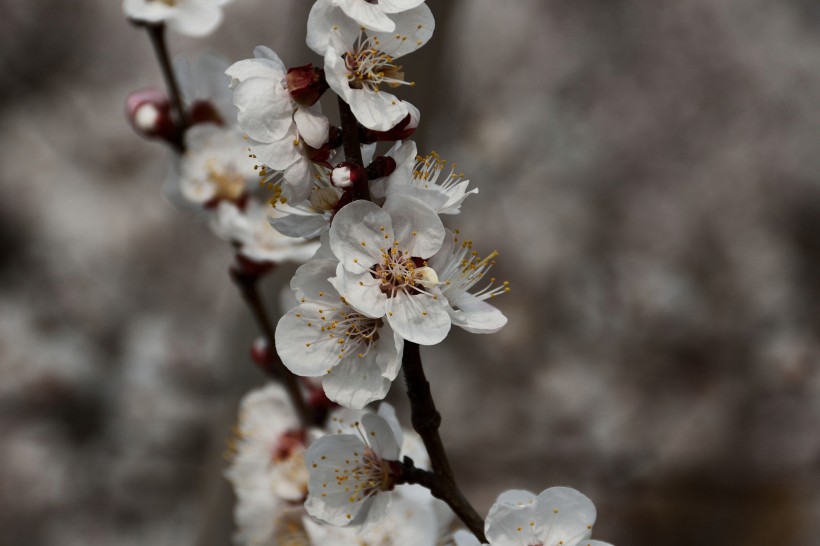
[
  {"left": 230, "top": 266, "right": 313, "bottom": 427},
  {"left": 401, "top": 342, "right": 487, "bottom": 542},
  {"left": 144, "top": 22, "right": 186, "bottom": 152},
  {"left": 337, "top": 96, "right": 371, "bottom": 202}
]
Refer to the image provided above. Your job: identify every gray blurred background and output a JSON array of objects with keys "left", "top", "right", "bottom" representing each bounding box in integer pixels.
[{"left": 2, "top": 0, "right": 820, "bottom": 545}]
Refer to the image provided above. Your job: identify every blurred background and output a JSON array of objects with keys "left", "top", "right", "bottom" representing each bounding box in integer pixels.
[{"left": 2, "top": 0, "right": 820, "bottom": 544}]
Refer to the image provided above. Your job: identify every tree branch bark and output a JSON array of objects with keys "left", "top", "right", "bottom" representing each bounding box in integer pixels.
[{"left": 401, "top": 342, "right": 487, "bottom": 542}]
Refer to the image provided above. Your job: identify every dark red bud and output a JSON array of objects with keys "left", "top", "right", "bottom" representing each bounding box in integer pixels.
[
  {"left": 287, "top": 64, "right": 329, "bottom": 107},
  {"left": 366, "top": 156, "right": 397, "bottom": 180},
  {"left": 126, "top": 87, "right": 176, "bottom": 141}
]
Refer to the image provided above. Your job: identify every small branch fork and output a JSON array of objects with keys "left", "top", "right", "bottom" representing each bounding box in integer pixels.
[{"left": 397, "top": 342, "right": 488, "bottom": 542}]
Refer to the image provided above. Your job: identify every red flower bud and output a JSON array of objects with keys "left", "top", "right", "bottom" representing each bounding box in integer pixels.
[{"left": 126, "top": 87, "right": 177, "bottom": 142}]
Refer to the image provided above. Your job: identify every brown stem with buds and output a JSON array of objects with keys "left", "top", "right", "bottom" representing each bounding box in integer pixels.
[
  {"left": 230, "top": 266, "right": 313, "bottom": 427},
  {"left": 144, "top": 23, "right": 186, "bottom": 152},
  {"left": 401, "top": 342, "right": 487, "bottom": 542},
  {"left": 337, "top": 96, "right": 371, "bottom": 202}
]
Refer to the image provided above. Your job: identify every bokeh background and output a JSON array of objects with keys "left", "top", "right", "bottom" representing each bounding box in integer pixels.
[{"left": 2, "top": 0, "right": 820, "bottom": 545}]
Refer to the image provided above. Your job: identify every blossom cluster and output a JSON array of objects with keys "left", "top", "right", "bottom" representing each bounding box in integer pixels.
[{"left": 123, "top": 0, "right": 614, "bottom": 544}]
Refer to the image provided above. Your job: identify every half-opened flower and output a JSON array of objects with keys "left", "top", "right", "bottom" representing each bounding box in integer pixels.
[
  {"left": 123, "top": 0, "right": 232, "bottom": 37},
  {"left": 275, "top": 259, "right": 403, "bottom": 408},
  {"left": 426, "top": 229, "right": 508, "bottom": 334},
  {"left": 328, "top": 198, "right": 451, "bottom": 345},
  {"left": 304, "top": 411, "right": 401, "bottom": 526},
  {"left": 227, "top": 46, "right": 330, "bottom": 203},
  {"left": 307, "top": 0, "right": 434, "bottom": 131},
  {"left": 209, "top": 197, "right": 320, "bottom": 265},
  {"left": 453, "top": 487, "right": 612, "bottom": 546},
  {"left": 375, "top": 140, "right": 478, "bottom": 215}
]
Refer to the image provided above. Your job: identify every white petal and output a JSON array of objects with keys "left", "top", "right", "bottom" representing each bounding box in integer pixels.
[
  {"left": 386, "top": 291, "right": 450, "bottom": 345},
  {"left": 270, "top": 212, "right": 329, "bottom": 239},
  {"left": 294, "top": 104, "right": 330, "bottom": 149},
  {"left": 485, "top": 500, "right": 540, "bottom": 546},
  {"left": 329, "top": 200, "right": 393, "bottom": 274},
  {"left": 450, "top": 297, "right": 507, "bottom": 334},
  {"left": 226, "top": 57, "right": 285, "bottom": 89},
  {"left": 167, "top": 1, "right": 222, "bottom": 37},
  {"left": 307, "top": 0, "right": 360, "bottom": 55},
  {"left": 275, "top": 303, "right": 341, "bottom": 377},
  {"left": 386, "top": 183, "right": 449, "bottom": 213},
  {"left": 383, "top": 195, "right": 444, "bottom": 259},
  {"left": 375, "top": 323, "right": 404, "bottom": 381},
  {"left": 250, "top": 125, "right": 301, "bottom": 170},
  {"left": 282, "top": 156, "right": 315, "bottom": 203},
  {"left": 347, "top": 86, "right": 408, "bottom": 132},
  {"left": 322, "top": 350, "right": 391, "bottom": 409},
  {"left": 534, "top": 487, "right": 597, "bottom": 545},
  {"left": 362, "top": 413, "right": 400, "bottom": 460},
  {"left": 368, "top": 4, "right": 434, "bottom": 58},
  {"left": 123, "top": 0, "right": 173, "bottom": 21},
  {"left": 329, "top": 263, "right": 387, "bottom": 319},
  {"left": 379, "top": 0, "right": 425, "bottom": 13},
  {"left": 290, "top": 260, "right": 338, "bottom": 302},
  {"left": 334, "top": 0, "right": 395, "bottom": 32},
  {"left": 233, "top": 77, "right": 292, "bottom": 143}
]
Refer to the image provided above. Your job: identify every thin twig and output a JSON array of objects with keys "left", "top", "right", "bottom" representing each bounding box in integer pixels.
[
  {"left": 401, "top": 342, "right": 487, "bottom": 542},
  {"left": 337, "top": 96, "right": 371, "bottom": 201},
  {"left": 230, "top": 266, "right": 313, "bottom": 427},
  {"left": 144, "top": 22, "right": 186, "bottom": 152}
]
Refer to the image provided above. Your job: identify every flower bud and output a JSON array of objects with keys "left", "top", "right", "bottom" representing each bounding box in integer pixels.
[
  {"left": 366, "top": 156, "right": 397, "bottom": 180},
  {"left": 331, "top": 162, "right": 367, "bottom": 189},
  {"left": 286, "top": 64, "right": 329, "bottom": 107},
  {"left": 126, "top": 87, "right": 176, "bottom": 141}
]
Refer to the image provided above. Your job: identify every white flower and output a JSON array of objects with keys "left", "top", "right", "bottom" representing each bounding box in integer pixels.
[
  {"left": 453, "top": 488, "right": 612, "bottom": 546},
  {"left": 427, "top": 229, "right": 508, "bottom": 334},
  {"left": 374, "top": 140, "right": 478, "bottom": 214},
  {"left": 227, "top": 46, "right": 330, "bottom": 203},
  {"left": 307, "top": 0, "right": 434, "bottom": 131},
  {"left": 177, "top": 124, "right": 256, "bottom": 206},
  {"left": 123, "top": 0, "right": 232, "bottom": 37},
  {"left": 303, "top": 410, "right": 402, "bottom": 526},
  {"left": 209, "top": 197, "right": 320, "bottom": 265},
  {"left": 328, "top": 198, "right": 451, "bottom": 345},
  {"left": 326, "top": 0, "right": 427, "bottom": 33},
  {"left": 275, "top": 259, "right": 404, "bottom": 409},
  {"left": 225, "top": 384, "right": 310, "bottom": 545}
]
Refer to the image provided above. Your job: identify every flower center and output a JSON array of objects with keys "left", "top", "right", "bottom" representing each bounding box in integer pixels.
[
  {"left": 344, "top": 33, "right": 413, "bottom": 92},
  {"left": 206, "top": 159, "right": 246, "bottom": 201},
  {"left": 149, "top": 0, "right": 177, "bottom": 5},
  {"left": 335, "top": 446, "right": 393, "bottom": 505},
  {"left": 370, "top": 246, "right": 437, "bottom": 297},
  {"left": 272, "top": 510, "right": 311, "bottom": 546}
]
